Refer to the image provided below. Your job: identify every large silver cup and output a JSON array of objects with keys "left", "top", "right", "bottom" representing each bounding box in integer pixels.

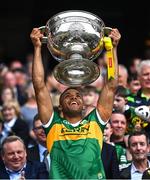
[{"left": 40, "top": 10, "right": 107, "bottom": 86}]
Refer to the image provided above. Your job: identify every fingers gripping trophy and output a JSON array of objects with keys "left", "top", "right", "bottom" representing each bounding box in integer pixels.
[{"left": 39, "top": 10, "right": 115, "bottom": 86}]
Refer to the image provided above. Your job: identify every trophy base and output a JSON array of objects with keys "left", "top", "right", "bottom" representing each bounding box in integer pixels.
[{"left": 53, "top": 58, "right": 100, "bottom": 86}]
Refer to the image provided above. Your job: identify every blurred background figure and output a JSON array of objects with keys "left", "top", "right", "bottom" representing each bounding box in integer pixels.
[
  {"left": 0, "top": 87, "right": 16, "bottom": 108},
  {"left": 127, "top": 73, "right": 141, "bottom": 96},
  {"left": 27, "top": 114, "right": 50, "bottom": 172},
  {"left": 0, "top": 99, "right": 30, "bottom": 148},
  {"left": 45, "top": 72, "right": 68, "bottom": 109},
  {"left": 21, "top": 82, "right": 38, "bottom": 145},
  {"left": 128, "top": 57, "right": 142, "bottom": 76},
  {"left": 103, "top": 121, "right": 114, "bottom": 145},
  {"left": 90, "top": 51, "right": 107, "bottom": 92},
  {"left": 82, "top": 85, "right": 99, "bottom": 117},
  {"left": 118, "top": 64, "right": 129, "bottom": 88},
  {"left": 113, "top": 85, "right": 129, "bottom": 113},
  {"left": 9, "top": 59, "right": 23, "bottom": 71},
  {"left": 2, "top": 71, "right": 27, "bottom": 106}
]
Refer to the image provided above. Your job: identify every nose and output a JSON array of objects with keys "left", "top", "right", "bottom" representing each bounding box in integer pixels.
[
  {"left": 113, "top": 100, "right": 117, "bottom": 106},
  {"left": 71, "top": 95, "right": 77, "bottom": 100},
  {"left": 118, "top": 121, "right": 122, "bottom": 127},
  {"left": 13, "top": 152, "right": 20, "bottom": 159},
  {"left": 136, "top": 143, "right": 142, "bottom": 150}
]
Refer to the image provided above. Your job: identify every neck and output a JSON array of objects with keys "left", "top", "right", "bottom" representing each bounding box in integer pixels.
[
  {"left": 39, "top": 141, "right": 46, "bottom": 147},
  {"left": 63, "top": 114, "right": 82, "bottom": 124},
  {"left": 133, "top": 159, "right": 148, "bottom": 173},
  {"left": 111, "top": 134, "right": 124, "bottom": 143}
]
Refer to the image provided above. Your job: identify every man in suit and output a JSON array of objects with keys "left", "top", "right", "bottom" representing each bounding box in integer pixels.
[
  {"left": 27, "top": 114, "right": 50, "bottom": 171},
  {"left": 101, "top": 141, "right": 120, "bottom": 179},
  {"left": 102, "top": 121, "right": 120, "bottom": 179},
  {"left": 0, "top": 135, "right": 49, "bottom": 179},
  {"left": 120, "top": 131, "right": 150, "bottom": 179}
]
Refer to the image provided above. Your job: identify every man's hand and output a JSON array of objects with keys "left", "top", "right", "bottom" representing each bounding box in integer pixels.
[
  {"left": 109, "top": 28, "right": 121, "bottom": 47},
  {"left": 30, "top": 28, "right": 44, "bottom": 48}
]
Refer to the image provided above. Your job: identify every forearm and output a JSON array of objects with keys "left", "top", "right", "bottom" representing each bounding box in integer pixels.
[
  {"left": 113, "top": 47, "right": 119, "bottom": 81},
  {"left": 97, "top": 46, "right": 119, "bottom": 122},
  {"left": 32, "top": 47, "right": 45, "bottom": 89}
]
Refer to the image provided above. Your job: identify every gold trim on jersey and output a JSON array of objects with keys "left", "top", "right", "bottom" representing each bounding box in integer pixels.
[{"left": 46, "top": 121, "right": 103, "bottom": 152}]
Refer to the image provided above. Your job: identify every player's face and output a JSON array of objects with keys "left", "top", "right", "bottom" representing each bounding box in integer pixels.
[{"left": 60, "top": 89, "right": 84, "bottom": 114}]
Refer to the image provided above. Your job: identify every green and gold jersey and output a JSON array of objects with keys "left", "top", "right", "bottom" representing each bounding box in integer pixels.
[{"left": 44, "top": 109, "right": 106, "bottom": 179}]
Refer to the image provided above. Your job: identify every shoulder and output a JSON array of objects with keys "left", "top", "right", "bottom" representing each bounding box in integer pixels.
[
  {"left": 26, "top": 160, "right": 47, "bottom": 171},
  {"left": 15, "top": 118, "right": 28, "bottom": 125},
  {"left": 25, "top": 160, "right": 49, "bottom": 179},
  {"left": 102, "top": 142, "right": 115, "bottom": 151},
  {"left": 120, "top": 165, "right": 131, "bottom": 179},
  {"left": 27, "top": 145, "right": 39, "bottom": 153}
]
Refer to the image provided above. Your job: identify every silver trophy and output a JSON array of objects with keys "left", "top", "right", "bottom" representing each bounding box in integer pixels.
[{"left": 40, "top": 10, "right": 109, "bottom": 86}]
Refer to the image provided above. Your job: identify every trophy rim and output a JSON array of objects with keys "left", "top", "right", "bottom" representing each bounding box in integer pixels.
[{"left": 46, "top": 9, "right": 105, "bottom": 27}]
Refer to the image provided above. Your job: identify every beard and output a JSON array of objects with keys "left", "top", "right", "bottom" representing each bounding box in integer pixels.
[{"left": 63, "top": 107, "right": 83, "bottom": 117}]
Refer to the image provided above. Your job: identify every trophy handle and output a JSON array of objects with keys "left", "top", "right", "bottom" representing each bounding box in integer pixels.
[
  {"left": 38, "top": 26, "right": 48, "bottom": 44},
  {"left": 103, "top": 27, "right": 112, "bottom": 37}
]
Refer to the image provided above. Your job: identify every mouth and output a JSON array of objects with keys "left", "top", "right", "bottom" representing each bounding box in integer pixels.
[{"left": 70, "top": 101, "right": 78, "bottom": 105}]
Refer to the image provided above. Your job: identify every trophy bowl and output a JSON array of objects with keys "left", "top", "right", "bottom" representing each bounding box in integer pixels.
[{"left": 40, "top": 10, "right": 106, "bottom": 86}]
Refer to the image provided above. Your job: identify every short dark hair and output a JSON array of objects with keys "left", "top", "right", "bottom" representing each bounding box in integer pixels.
[
  {"left": 128, "top": 130, "right": 149, "bottom": 148},
  {"left": 1, "top": 135, "right": 26, "bottom": 155},
  {"left": 81, "top": 85, "right": 98, "bottom": 95},
  {"left": 33, "top": 113, "right": 40, "bottom": 129},
  {"left": 127, "top": 73, "right": 139, "bottom": 84},
  {"left": 112, "top": 109, "right": 126, "bottom": 116},
  {"left": 115, "top": 85, "right": 128, "bottom": 98}
]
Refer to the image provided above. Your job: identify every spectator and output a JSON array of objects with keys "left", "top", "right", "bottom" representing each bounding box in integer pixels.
[
  {"left": 128, "top": 57, "right": 141, "bottom": 76},
  {"left": 27, "top": 114, "right": 50, "bottom": 172},
  {"left": 0, "top": 135, "right": 49, "bottom": 179},
  {"left": 82, "top": 85, "right": 99, "bottom": 117},
  {"left": 21, "top": 82, "right": 38, "bottom": 144},
  {"left": 9, "top": 59, "right": 23, "bottom": 71},
  {"left": 127, "top": 73, "right": 141, "bottom": 96},
  {"left": 110, "top": 110, "right": 131, "bottom": 170},
  {"left": 120, "top": 131, "right": 150, "bottom": 179},
  {"left": 118, "top": 64, "right": 129, "bottom": 88},
  {"left": 3, "top": 71, "right": 27, "bottom": 106},
  {"left": 0, "top": 99, "right": 30, "bottom": 147},
  {"left": 102, "top": 121, "right": 120, "bottom": 179},
  {"left": 128, "top": 60, "right": 150, "bottom": 107},
  {"left": 127, "top": 60, "right": 150, "bottom": 139},
  {"left": 0, "top": 87, "right": 16, "bottom": 107},
  {"left": 113, "top": 85, "right": 129, "bottom": 113}
]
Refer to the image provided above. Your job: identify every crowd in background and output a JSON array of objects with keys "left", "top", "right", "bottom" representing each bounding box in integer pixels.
[{"left": 0, "top": 48, "right": 150, "bottom": 179}]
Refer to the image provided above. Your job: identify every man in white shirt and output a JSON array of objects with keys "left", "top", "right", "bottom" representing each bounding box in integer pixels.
[
  {"left": 0, "top": 135, "right": 49, "bottom": 179},
  {"left": 120, "top": 131, "right": 150, "bottom": 179}
]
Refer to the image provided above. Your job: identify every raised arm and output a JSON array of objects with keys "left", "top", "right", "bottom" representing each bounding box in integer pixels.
[
  {"left": 97, "top": 28, "right": 121, "bottom": 122},
  {"left": 30, "top": 28, "right": 53, "bottom": 124}
]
